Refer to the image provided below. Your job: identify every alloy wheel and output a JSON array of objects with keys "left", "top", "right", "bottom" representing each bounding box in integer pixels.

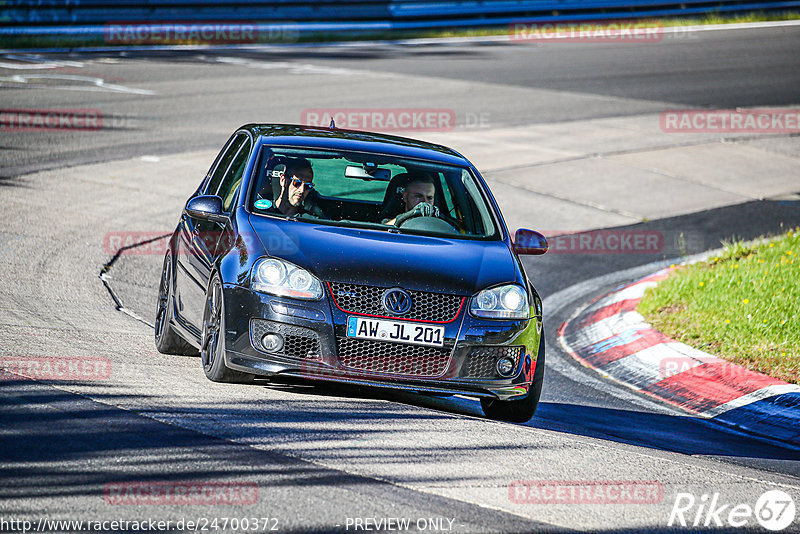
[{"left": 201, "top": 280, "right": 222, "bottom": 369}]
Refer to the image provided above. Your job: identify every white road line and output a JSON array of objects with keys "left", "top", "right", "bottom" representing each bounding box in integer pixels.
[
  {"left": 214, "top": 56, "right": 395, "bottom": 77},
  {"left": 0, "top": 73, "right": 155, "bottom": 94},
  {"left": 0, "top": 53, "right": 84, "bottom": 69}
]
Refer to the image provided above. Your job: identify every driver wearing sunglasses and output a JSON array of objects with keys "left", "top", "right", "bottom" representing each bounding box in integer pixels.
[{"left": 272, "top": 157, "right": 329, "bottom": 219}]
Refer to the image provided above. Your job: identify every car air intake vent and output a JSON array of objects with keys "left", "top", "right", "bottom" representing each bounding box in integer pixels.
[
  {"left": 251, "top": 320, "right": 321, "bottom": 361},
  {"left": 336, "top": 337, "right": 451, "bottom": 377},
  {"left": 462, "top": 346, "right": 524, "bottom": 378},
  {"left": 328, "top": 282, "right": 463, "bottom": 323}
]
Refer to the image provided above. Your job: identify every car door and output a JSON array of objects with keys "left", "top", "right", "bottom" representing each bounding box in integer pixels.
[
  {"left": 194, "top": 133, "right": 253, "bottom": 287},
  {"left": 174, "top": 133, "right": 248, "bottom": 335}
]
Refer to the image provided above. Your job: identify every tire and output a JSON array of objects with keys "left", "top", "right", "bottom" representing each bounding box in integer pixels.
[
  {"left": 480, "top": 332, "right": 546, "bottom": 423},
  {"left": 155, "top": 254, "right": 197, "bottom": 356},
  {"left": 201, "top": 273, "right": 254, "bottom": 383}
]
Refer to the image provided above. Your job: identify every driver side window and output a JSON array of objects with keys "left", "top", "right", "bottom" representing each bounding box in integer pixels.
[
  {"left": 205, "top": 134, "right": 247, "bottom": 196},
  {"left": 218, "top": 137, "right": 253, "bottom": 213}
]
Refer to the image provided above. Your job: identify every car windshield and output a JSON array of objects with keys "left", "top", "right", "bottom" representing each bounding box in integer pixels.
[{"left": 248, "top": 146, "right": 499, "bottom": 239}]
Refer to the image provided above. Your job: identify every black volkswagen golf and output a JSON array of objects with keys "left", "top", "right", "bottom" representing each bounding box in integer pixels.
[{"left": 156, "top": 124, "right": 548, "bottom": 422}]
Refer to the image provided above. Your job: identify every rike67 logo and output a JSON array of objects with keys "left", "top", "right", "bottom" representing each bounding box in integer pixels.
[{"left": 669, "top": 490, "right": 796, "bottom": 531}]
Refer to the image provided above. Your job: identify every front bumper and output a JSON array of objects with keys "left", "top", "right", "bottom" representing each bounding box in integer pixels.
[{"left": 222, "top": 284, "right": 542, "bottom": 401}]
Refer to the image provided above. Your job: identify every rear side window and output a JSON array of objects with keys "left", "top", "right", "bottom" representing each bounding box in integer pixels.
[{"left": 206, "top": 134, "right": 247, "bottom": 196}]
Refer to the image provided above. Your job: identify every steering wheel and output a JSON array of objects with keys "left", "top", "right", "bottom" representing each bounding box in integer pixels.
[{"left": 398, "top": 213, "right": 459, "bottom": 233}]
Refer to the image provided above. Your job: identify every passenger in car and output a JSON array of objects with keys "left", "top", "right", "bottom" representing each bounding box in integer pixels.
[
  {"left": 383, "top": 173, "right": 440, "bottom": 226},
  {"left": 267, "top": 157, "right": 329, "bottom": 219}
]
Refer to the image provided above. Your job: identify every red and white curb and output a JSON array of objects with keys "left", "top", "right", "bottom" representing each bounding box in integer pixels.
[{"left": 558, "top": 268, "right": 800, "bottom": 446}]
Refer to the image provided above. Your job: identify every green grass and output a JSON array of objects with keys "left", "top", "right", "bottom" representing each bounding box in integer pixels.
[
  {"left": 413, "top": 11, "right": 800, "bottom": 38},
  {"left": 312, "top": 11, "right": 800, "bottom": 42},
  {"left": 1, "top": 11, "right": 797, "bottom": 50},
  {"left": 638, "top": 229, "right": 800, "bottom": 384},
  {"left": 658, "top": 11, "right": 800, "bottom": 27}
]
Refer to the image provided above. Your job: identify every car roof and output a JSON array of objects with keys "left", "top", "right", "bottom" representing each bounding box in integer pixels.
[{"left": 242, "top": 124, "right": 471, "bottom": 167}]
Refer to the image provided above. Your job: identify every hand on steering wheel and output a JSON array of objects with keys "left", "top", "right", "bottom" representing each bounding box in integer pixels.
[{"left": 394, "top": 202, "right": 440, "bottom": 226}]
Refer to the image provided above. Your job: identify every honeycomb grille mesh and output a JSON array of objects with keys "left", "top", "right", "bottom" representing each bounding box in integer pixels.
[
  {"left": 336, "top": 337, "right": 451, "bottom": 377},
  {"left": 251, "top": 320, "right": 321, "bottom": 361},
  {"left": 328, "top": 282, "right": 463, "bottom": 322},
  {"left": 462, "top": 346, "right": 524, "bottom": 378}
]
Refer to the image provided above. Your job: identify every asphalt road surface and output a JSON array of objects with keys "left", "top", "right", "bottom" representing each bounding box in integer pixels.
[{"left": 1, "top": 22, "right": 800, "bottom": 533}]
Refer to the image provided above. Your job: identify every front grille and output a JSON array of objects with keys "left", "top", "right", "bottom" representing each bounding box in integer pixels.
[
  {"left": 328, "top": 282, "right": 463, "bottom": 322},
  {"left": 336, "top": 337, "right": 451, "bottom": 377},
  {"left": 462, "top": 346, "right": 524, "bottom": 378},
  {"left": 251, "top": 320, "right": 321, "bottom": 361}
]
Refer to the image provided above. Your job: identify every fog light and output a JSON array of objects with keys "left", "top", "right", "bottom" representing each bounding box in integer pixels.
[
  {"left": 261, "top": 333, "right": 284, "bottom": 352},
  {"left": 496, "top": 357, "right": 515, "bottom": 377}
]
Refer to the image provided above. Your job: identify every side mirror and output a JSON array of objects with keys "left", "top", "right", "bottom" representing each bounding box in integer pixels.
[
  {"left": 185, "top": 195, "right": 226, "bottom": 222},
  {"left": 513, "top": 229, "right": 548, "bottom": 255}
]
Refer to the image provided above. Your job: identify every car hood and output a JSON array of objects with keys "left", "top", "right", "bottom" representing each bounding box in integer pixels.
[{"left": 247, "top": 215, "right": 518, "bottom": 295}]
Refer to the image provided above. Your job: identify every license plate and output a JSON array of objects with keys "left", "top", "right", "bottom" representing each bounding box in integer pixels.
[{"left": 346, "top": 317, "right": 445, "bottom": 348}]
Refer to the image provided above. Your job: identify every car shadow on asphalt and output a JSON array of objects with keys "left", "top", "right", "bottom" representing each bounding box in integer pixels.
[
  {"left": 1, "top": 380, "right": 565, "bottom": 532},
  {"left": 259, "top": 379, "right": 800, "bottom": 467},
  {"left": 3, "top": 373, "right": 797, "bottom": 512}
]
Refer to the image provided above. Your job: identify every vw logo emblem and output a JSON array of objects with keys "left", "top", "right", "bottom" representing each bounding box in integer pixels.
[{"left": 382, "top": 288, "right": 412, "bottom": 315}]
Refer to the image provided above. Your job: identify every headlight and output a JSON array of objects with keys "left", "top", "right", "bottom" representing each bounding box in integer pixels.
[
  {"left": 251, "top": 258, "right": 323, "bottom": 300},
  {"left": 470, "top": 284, "right": 529, "bottom": 319}
]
